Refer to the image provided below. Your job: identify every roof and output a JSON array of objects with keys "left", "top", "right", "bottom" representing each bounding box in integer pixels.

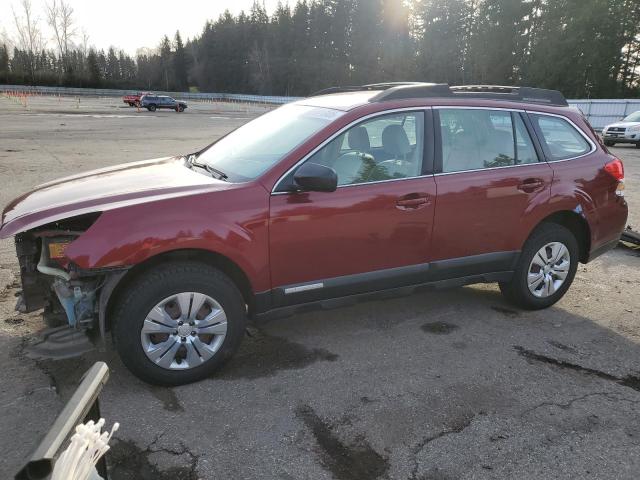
[
  {"left": 294, "top": 83, "right": 570, "bottom": 112},
  {"left": 295, "top": 91, "right": 382, "bottom": 111}
]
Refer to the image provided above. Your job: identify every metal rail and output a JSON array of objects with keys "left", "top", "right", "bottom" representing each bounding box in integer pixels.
[
  {"left": 0, "top": 84, "right": 300, "bottom": 105},
  {"left": 15, "top": 362, "right": 110, "bottom": 480}
]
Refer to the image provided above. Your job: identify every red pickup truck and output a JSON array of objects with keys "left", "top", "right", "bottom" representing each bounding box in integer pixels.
[{"left": 122, "top": 92, "right": 151, "bottom": 107}]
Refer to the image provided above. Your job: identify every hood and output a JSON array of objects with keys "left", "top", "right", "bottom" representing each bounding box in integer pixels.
[
  {"left": 0, "top": 156, "right": 229, "bottom": 238},
  {"left": 605, "top": 121, "right": 640, "bottom": 130}
]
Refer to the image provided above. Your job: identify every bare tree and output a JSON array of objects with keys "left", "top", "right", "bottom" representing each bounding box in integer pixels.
[
  {"left": 80, "top": 28, "right": 90, "bottom": 58},
  {"left": 0, "top": 27, "right": 15, "bottom": 51},
  {"left": 46, "top": 0, "right": 76, "bottom": 60},
  {"left": 12, "top": 0, "right": 43, "bottom": 80}
]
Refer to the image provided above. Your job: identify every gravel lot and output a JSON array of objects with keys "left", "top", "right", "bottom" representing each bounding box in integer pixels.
[{"left": 0, "top": 95, "right": 639, "bottom": 480}]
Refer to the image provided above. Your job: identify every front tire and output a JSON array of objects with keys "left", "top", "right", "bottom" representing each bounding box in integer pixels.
[
  {"left": 113, "top": 262, "right": 246, "bottom": 385},
  {"left": 604, "top": 140, "right": 615, "bottom": 147},
  {"left": 499, "top": 223, "right": 578, "bottom": 310},
  {"left": 635, "top": 142, "right": 640, "bottom": 149}
]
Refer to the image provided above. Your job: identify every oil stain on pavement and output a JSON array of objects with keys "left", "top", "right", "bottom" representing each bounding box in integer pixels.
[
  {"left": 421, "top": 321, "right": 459, "bottom": 334},
  {"left": 296, "top": 404, "right": 389, "bottom": 480},
  {"left": 514, "top": 345, "right": 640, "bottom": 392},
  {"left": 215, "top": 329, "right": 338, "bottom": 380}
]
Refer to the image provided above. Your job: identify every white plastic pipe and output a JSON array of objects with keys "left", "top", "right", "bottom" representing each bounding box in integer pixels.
[{"left": 37, "top": 241, "right": 71, "bottom": 281}]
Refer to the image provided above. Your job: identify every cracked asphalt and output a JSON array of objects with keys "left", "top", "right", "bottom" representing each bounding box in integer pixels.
[{"left": 0, "top": 96, "right": 639, "bottom": 479}]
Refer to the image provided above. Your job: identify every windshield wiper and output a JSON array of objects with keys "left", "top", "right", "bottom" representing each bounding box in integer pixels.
[{"left": 185, "top": 154, "right": 228, "bottom": 181}]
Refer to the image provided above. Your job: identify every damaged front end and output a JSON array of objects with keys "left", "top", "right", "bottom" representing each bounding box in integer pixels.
[{"left": 15, "top": 213, "right": 108, "bottom": 331}]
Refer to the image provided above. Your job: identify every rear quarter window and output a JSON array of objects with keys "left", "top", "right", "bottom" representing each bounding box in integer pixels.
[{"left": 530, "top": 114, "right": 593, "bottom": 161}]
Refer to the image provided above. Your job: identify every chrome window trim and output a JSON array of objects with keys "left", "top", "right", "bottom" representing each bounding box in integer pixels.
[
  {"left": 434, "top": 162, "right": 546, "bottom": 177},
  {"left": 433, "top": 105, "right": 526, "bottom": 113},
  {"left": 271, "top": 106, "right": 432, "bottom": 194},
  {"left": 332, "top": 173, "right": 434, "bottom": 188},
  {"left": 525, "top": 110, "right": 597, "bottom": 162}
]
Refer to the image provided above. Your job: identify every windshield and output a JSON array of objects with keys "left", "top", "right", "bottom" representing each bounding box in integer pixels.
[
  {"left": 623, "top": 111, "right": 640, "bottom": 122},
  {"left": 197, "top": 104, "right": 343, "bottom": 182}
]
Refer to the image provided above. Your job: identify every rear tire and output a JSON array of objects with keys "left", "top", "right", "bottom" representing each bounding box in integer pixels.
[
  {"left": 113, "top": 262, "right": 246, "bottom": 385},
  {"left": 148, "top": 104, "right": 156, "bottom": 112},
  {"left": 499, "top": 223, "right": 578, "bottom": 310}
]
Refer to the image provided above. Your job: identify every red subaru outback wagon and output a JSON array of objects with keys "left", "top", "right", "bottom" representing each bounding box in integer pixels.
[{"left": 0, "top": 84, "right": 628, "bottom": 385}]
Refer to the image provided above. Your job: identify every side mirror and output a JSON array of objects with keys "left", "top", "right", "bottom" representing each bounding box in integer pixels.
[{"left": 293, "top": 163, "right": 338, "bottom": 192}]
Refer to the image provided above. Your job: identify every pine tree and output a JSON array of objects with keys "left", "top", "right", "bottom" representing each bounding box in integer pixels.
[
  {"left": 86, "top": 49, "right": 101, "bottom": 87},
  {"left": 415, "top": 0, "right": 469, "bottom": 84},
  {"left": 106, "top": 47, "right": 119, "bottom": 83},
  {"left": 0, "top": 44, "right": 9, "bottom": 83},
  {"left": 159, "top": 35, "right": 172, "bottom": 91},
  {"left": 380, "top": 0, "right": 415, "bottom": 81},
  {"left": 173, "top": 31, "right": 188, "bottom": 91},
  {"left": 350, "top": 0, "right": 383, "bottom": 84},
  {"left": 270, "top": 2, "right": 294, "bottom": 94}
]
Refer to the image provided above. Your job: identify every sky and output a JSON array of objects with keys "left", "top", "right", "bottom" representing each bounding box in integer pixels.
[{"left": 2, "top": 0, "right": 283, "bottom": 55}]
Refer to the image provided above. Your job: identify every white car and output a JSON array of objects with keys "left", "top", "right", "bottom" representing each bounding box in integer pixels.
[{"left": 602, "top": 111, "right": 640, "bottom": 148}]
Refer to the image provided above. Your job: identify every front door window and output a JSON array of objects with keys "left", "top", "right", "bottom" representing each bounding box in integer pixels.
[{"left": 306, "top": 111, "right": 425, "bottom": 186}]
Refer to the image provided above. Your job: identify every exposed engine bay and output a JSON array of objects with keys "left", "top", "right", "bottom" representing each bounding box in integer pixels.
[{"left": 14, "top": 213, "right": 115, "bottom": 332}]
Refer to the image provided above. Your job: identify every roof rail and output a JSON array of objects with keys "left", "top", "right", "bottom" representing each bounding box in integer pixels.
[
  {"left": 369, "top": 83, "right": 452, "bottom": 102},
  {"left": 311, "top": 82, "right": 568, "bottom": 107},
  {"left": 449, "top": 85, "right": 568, "bottom": 106},
  {"left": 310, "top": 82, "right": 421, "bottom": 96}
]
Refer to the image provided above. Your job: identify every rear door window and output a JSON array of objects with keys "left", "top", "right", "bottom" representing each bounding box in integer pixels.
[
  {"left": 529, "top": 114, "right": 593, "bottom": 160},
  {"left": 438, "top": 108, "right": 538, "bottom": 173}
]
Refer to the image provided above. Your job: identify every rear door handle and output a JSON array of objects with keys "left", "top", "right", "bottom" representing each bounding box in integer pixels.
[
  {"left": 517, "top": 178, "right": 545, "bottom": 193},
  {"left": 396, "top": 195, "right": 430, "bottom": 210}
]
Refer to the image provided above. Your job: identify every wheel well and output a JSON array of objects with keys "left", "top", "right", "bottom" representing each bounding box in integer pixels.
[
  {"left": 104, "top": 249, "right": 254, "bottom": 332},
  {"left": 533, "top": 211, "right": 591, "bottom": 262}
]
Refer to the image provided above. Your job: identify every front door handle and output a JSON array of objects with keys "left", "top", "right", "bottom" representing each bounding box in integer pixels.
[
  {"left": 396, "top": 194, "right": 430, "bottom": 210},
  {"left": 518, "top": 178, "right": 545, "bottom": 193}
]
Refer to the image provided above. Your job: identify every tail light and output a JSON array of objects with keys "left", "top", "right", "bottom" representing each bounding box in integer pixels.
[{"left": 604, "top": 158, "right": 625, "bottom": 197}]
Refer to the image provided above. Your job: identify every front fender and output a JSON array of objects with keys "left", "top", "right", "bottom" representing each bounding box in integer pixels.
[{"left": 64, "top": 187, "right": 271, "bottom": 292}]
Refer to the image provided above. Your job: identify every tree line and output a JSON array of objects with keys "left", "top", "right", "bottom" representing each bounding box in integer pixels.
[{"left": 2, "top": 0, "right": 639, "bottom": 98}]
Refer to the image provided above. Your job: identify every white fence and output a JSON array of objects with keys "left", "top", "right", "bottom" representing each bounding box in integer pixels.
[
  {"left": 568, "top": 99, "right": 640, "bottom": 130},
  {"left": 1, "top": 84, "right": 638, "bottom": 130},
  {"left": 0, "top": 84, "right": 301, "bottom": 105}
]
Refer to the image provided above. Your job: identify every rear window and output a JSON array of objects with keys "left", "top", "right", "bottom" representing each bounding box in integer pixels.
[{"left": 530, "top": 114, "right": 592, "bottom": 161}]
